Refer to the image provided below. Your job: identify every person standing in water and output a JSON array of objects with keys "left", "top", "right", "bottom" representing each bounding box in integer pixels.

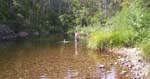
[
  {"left": 75, "top": 31, "right": 80, "bottom": 55},
  {"left": 75, "top": 31, "right": 80, "bottom": 42}
]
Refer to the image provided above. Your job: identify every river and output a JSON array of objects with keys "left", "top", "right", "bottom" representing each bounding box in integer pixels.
[{"left": 0, "top": 36, "right": 130, "bottom": 79}]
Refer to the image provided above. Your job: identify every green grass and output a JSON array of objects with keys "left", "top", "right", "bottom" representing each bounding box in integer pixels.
[
  {"left": 87, "top": 31, "right": 110, "bottom": 50},
  {"left": 87, "top": 27, "right": 135, "bottom": 50},
  {"left": 138, "top": 38, "right": 150, "bottom": 61}
]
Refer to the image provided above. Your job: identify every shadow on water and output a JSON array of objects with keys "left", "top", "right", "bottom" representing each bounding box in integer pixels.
[{"left": 0, "top": 36, "right": 130, "bottom": 79}]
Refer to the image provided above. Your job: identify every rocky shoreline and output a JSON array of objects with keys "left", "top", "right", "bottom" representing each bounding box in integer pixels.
[
  {"left": 114, "top": 48, "right": 150, "bottom": 79},
  {"left": 0, "top": 25, "right": 16, "bottom": 40},
  {"left": 0, "top": 24, "right": 52, "bottom": 41}
]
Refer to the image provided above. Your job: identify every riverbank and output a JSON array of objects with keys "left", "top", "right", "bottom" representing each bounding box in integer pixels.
[{"left": 113, "top": 48, "right": 150, "bottom": 79}]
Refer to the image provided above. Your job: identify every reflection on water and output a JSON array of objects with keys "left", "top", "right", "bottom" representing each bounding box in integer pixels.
[
  {"left": 0, "top": 38, "right": 128, "bottom": 79},
  {"left": 75, "top": 40, "right": 79, "bottom": 56}
]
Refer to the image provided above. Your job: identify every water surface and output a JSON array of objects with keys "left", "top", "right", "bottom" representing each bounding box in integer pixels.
[{"left": 0, "top": 38, "right": 130, "bottom": 79}]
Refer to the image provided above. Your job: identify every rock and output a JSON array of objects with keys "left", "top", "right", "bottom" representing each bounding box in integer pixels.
[
  {"left": 107, "top": 71, "right": 112, "bottom": 73},
  {"left": 116, "top": 48, "right": 150, "bottom": 79},
  {"left": 128, "top": 64, "right": 133, "bottom": 69},
  {"left": 0, "top": 24, "right": 16, "bottom": 40},
  {"left": 120, "top": 70, "right": 127, "bottom": 75},
  {"left": 118, "top": 56, "right": 121, "bottom": 58},
  {"left": 40, "top": 31, "right": 49, "bottom": 36},
  {"left": 18, "top": 31, "right": 29, "bottom": 37},
  {"left": 125, "top": 74, "right": 129, "bottom": 77},
  {"left": 109, "top": 63, "right": 113, "bottom": 65},
  {"left": 118, "top": 58, "right": 125, "bottom": 62},
  {"left": 33, "top": 31, "right": 39, "bottom": 36},
  {"left": 98, "top": 64, "right": 105, "bottom": 68},
  {"left": 40, "top": 75, "right": 47, "bottom": 79},
  {"left": 88, "top": 67, "right": 91, "bottom": 69},
  {"left": 114, "top": 62, "right": 118, "bottom": 65},
  {"left": 67, "top": 70, "right": 78, "bottom": 78}
]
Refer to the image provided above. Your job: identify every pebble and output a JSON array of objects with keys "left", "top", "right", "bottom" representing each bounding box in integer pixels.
[
  {"left": 114, "top": 62, "right": 118, "bottom": 65},
  {"left": 88, "top": 67, "right": 91, "bottom": 69},
  {"left": 109, "top": 63, "right": 113, "bottom": 65},
  {"left": 116, "top": 48, "right": 150, "bottom": 79},
  {"left": 40, "top": 75, "right": 47, "bottom": 79},
  {"left": 98, "top": 64, "right": 105, "bottom": 68},
  {"left": 107, "top": 71, "right": 112, "bottom": 73},
  {"left": 120, "top": 70, "right": 127, "bottom": 75}
]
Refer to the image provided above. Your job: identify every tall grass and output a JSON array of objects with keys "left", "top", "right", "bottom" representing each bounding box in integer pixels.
[
  {"left": 87, "top": 30, "right": 111, "bottom": 50},
  {"left": 87, "top": 27, "right": 135, "bottom": 50},
  {"left": 138, "top": 30, "right": 150, "bottom": 60},
  {"left": 139, "top": 39, "right": 150, "bottom": 61}
]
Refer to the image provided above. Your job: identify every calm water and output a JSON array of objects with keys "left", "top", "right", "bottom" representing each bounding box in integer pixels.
[{"left": 0, "top": 38, "right": 130, "bottom": 79}]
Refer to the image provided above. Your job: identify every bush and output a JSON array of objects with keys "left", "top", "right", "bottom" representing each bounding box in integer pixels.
[
  {"left": 87, "top": 27, "right": 135, "bottom": 50},
  {"left": 110, "top": 28, "right": 135, "bottom": 47},
  {"left": 87, "top": 30, "right": 111, "bottom": 50}
]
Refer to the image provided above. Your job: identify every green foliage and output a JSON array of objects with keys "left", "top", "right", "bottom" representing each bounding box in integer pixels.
[
  {"left": 111, "top": 28, "right": 135, "bottom": 47},
  {"left": 0, "top": 0, "right": 14, "bottom": 23},
  {"left": 0, "top": 0, "right": 120, "bottom": 34},
  {"left": 139, "top": 39, "right": 150, "bottom": 60},
  {"left": 107, "top": 1, "right": 142, "bottom": 30},
  {"left": 121, "top": 0, "right": 132, "bottom": 7},
  {"left": 0, "top": 0, "right": 71, "bottom": 33},
  {"left": 70, "top": 0, "right": 103, "bottom": 26},
  {"left": 106, "top": 0, "right": 144, "bottom": 44},
  {"left": 75, "top": 25, "right": 101, "bottom": 35},
  {"left": 86, "top": 0, "right": 150, "bottom": 60},
  {"left": 87, "top": 27, "right": 135, "bottom": 50},
  {"left": 59, "top": 14, "right": 75, "bottom": 32},
  {"left": 87, "top": 30, "right": 110, "bottom": 50},
  {"left": 90, "top": 11, "right": 103, "bottom": 25}
]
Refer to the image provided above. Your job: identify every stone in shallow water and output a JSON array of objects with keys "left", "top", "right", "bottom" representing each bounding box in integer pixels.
[
  {"left": 114, "top": 62, "right": 118, "bottom": 65},
  {"left": 18, "top": 31, "right": 29, "bottom": 37},
  {"left": 40, "top": 75, "right": 47, "bottom": 79},
  {"left": 109, "top": 63, "right": 113, "bottom": 66},
  {"left": 107, "top": 71, "right": 112, "bottom": 73},
  {"left": 120, "top": 70, "right": 127, "bottom": 75},
  {"left": 88, "top": 67, "right": 92, "bottom": 69},
  {"left": 67, "top": 70, "right": 79, "bottom": 79},
  {"left": 98, "top": 64, "right": 105, "bottom": 68}
]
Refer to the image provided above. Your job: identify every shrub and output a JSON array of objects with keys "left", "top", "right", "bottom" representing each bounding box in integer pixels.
[
  {"left": 87, "top": 27, "right": 135, "bottom": 50},
  {"left": 87, "top": 30, "right": 111, "bottom": 50},
  {"left": 110, "top": 28, "right": 135, "bottom": 47}
]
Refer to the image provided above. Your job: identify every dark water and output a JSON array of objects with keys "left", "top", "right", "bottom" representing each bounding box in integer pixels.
[{"left": 0, "top": 38, "right": 130, "bottom": 79}]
